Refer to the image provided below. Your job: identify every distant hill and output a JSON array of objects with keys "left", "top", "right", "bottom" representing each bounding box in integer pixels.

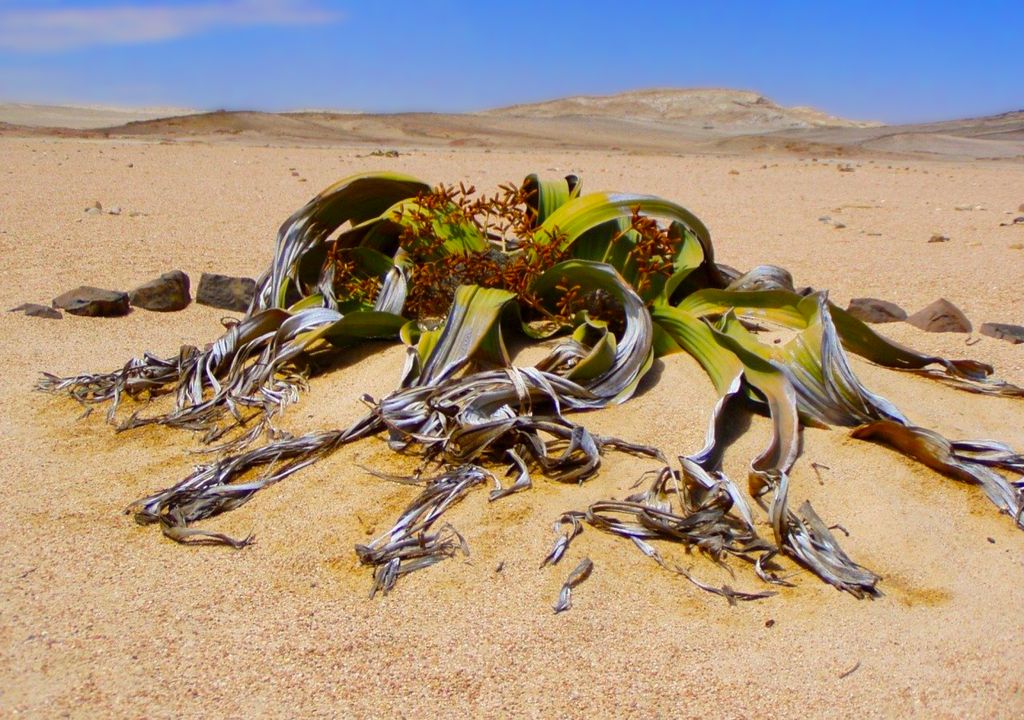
[
  {"left": 482, "top": 88, "right": 881, "bottom": 131},
  {"left": 1, "top": 90, "right": 1021, "bottom": 161},
  {"left": 0, "top": 102, "right": 198, "bottom": 130}
]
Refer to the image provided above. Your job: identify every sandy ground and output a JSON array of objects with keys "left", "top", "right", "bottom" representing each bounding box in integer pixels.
[{"left": 1, "top": 137, "right": 1023, "bottom": 719}]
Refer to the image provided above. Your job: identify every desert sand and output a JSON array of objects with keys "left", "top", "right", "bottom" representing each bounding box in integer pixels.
[{"left": 1, "top": 107, "right": 1024, "bottom": 718}]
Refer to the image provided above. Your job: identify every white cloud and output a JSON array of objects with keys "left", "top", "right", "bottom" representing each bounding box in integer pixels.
[{"left": 0, "top": 1, "right": 341, "bottom": 52}]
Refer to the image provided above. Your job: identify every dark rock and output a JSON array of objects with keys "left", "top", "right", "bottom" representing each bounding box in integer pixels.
[
  {"left": 928, "top": 234, "right": 950, "bottom": 243},
  {"left": 129, "top": 270, "right": 191, "bottom": 312},
  {"left": 196, "top": 273, "right": 255, "bottom": 312},
  {"left": 980, "top": 322, "right": 1024, "bottom": 344},
  {"left": 9, "top": 303, "right": 62, "bottom": 320},
  {"left": 52, "top": 286, "right": 130, "bottom": 317},
  {"left": 846, "top": 298, "right": 907, "bottom": 324},
  {"left": 906, "top": 298, "right": 971, "bottom": 333}
]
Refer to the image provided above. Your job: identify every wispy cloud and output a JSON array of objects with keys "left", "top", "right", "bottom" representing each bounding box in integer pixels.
[{"left": 0, "top": 1, "right": 341, "bottom": 52}]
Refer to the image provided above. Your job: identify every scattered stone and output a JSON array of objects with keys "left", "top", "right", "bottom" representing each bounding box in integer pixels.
[
  {"left": 838, "top": 164, "right": 855, "bottom": 172},
  {"left": 818, "top": 215, "right": 846, "bottom": 229},
  {"left": 107, "top": 206, "right": 122, "bottom": 216},
  {"left": 129, "top": 270, "right": 191, "bottom": 312},
  {"left": 196, "top": 273, "right": 256, "bottom": 312},
  {"left": 84, "top": 201, "right": 103, "bottom": 215},
  {"left": 728, "top": 169, "right": 740, "bottom": 175},
  {"left": 9, "top": 303, "right": 62, "bottom": 320},
  {"left": 928, "top": 234, "right": 950, "bottom": 243},
  {"left": 980, "top": 323, "right": 1024, "bottom": 344},
  {"left": 1019, "top": 203, "right": 1024, "bottom": 213},
  {"left": 1010, "top": 243, "right": 1024, "bottom": 250},
  {"left": 954, "top": 204, "right": 984, "bottom": 211},
  {"left": 999, "top": 216, "right": 1024, "bottom": 227},
  {"left": 52, "top": 286, "right": 130, "bottom": 317},
  {"left": 846, "top": 298, "right": 907, "bottom": 324},
  {"left": 906, "top": 298, "right": 971, "bottom": 333}
]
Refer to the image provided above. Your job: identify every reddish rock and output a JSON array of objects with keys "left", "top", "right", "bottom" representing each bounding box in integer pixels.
[
  {"left": 906, "top": 298, "right": 971, "bottom": 333},
  {"left": 52, "top": 286, "right": 129, "bottom": 317},
  {"left": 846, "top": 298, "right": 907, "bottom": 324},
  {"left": 129, "top": 270, "right": 191, "bottom": 312}
]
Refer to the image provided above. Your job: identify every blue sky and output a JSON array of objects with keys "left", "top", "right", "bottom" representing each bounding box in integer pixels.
[{"left": 0, "top": 0, "right": 1020, "bottom": 123}]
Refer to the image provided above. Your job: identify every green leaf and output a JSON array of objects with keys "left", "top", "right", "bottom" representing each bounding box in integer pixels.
[
  {"left": 257, "top": 171, "right": 430, "bottom": 309},
  {"left": 418, "top": 285, "right": 517, "bottom": 385},
  {"left": 530, "top": 260, "right": 653, "bottom": 403},
  {"left": 319, "top": 311, "right": 408, "bottom": 348},
  {"left": 522, "top": 173, "right": 581, "bottom": 227},
  {"left": 533, "top": 192, "right": 724, "bottom": 288}
]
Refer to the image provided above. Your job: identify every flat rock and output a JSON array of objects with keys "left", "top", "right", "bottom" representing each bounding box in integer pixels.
[
  {"left": 845, "top": 297, "right": 907, "bottom": 323},
  {"left": 52, "top": 286, "right": 130, "bottom": 317},
  {"left": 906, "top": 298, "right": 971, "bottom": 333},
  {"left": 196, "top": 273, "right": 255, "bottom": 312},
  {"left": 928, "top": 234, "right": 950, "bottom": 243},
  {"left": 9, "top": 303, "right": 62, "bottom": 320},
  {"left": 980, "top": 323, "right": 1024, "bottom": 344},
  {"left": 129, "top": 270, "right": 191, "bottom": 312}
]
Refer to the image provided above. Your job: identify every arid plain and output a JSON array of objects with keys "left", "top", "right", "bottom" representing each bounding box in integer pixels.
[{"left": 2, "top": 92, "right": 1024, "bottom": 717}]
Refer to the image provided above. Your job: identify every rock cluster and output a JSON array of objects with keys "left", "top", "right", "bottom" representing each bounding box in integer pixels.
[{"left": 11, "top": 270, "right": 257, "bottom": 319}]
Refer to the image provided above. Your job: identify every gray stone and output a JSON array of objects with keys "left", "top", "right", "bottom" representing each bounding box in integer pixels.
[
  {"left": 980, "top": 323, "right": 1024, "bottom": 344},
  {"left": 129, "top": 270, "right": 191, "bottom": 312},
  {"left": 9, "top": 303, "right": 62, "bottom": 320},
  {"left": 196, "top": 273, "right": 255, "bottom": 312},
  {"left": 726, "top": 265, "right": 795, "bottom": 293},
  {"left": 52, "top": 286, "right": 130, "bottom": 317},
  {"left": 906, "top": 298, "right": 971, "bottom": 333},
  {"left": 846, "top": 298, "right": 907, "bottom": 324}
]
